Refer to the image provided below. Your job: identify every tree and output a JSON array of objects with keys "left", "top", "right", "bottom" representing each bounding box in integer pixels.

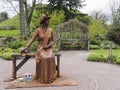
[
  {"left": 106, "top": 2, "right": 120, "bottom": 44},
  {"left": 4, "top": 0, "right": 42, "bottom": 36},
  {"left": 49, "top": 10, "right": 65, "bottom": 30},
  {"left": 19, "top": 0, "right": 25, "bottom": 36},
  {"left": 109, "top": 1, "right": 120, "bottom": 26},
  {"left": 24, "top": 0, "right": 37, "bottom": 35},
  {"left": 47, "top": 0, "right": 85, "bottom": 11},
  {"left": 47, "top": 0, "right": 85, "bottom": 20},
  {"left": 0, "top": 12, "right": 9, "bottom": 23},
  {"left": 90, "top": 10, "right": 109, "bottom": 24}
]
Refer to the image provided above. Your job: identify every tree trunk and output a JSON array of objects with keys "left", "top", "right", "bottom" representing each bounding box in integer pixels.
[
  {"left": 24, "top": 0, "right": 30, "bottom": 36},
  {"left": 19, "top": 0, "right": 25, "bottom": 36},
  {"left": 24, "top": 0, "right": 36, "bottom": 36}
]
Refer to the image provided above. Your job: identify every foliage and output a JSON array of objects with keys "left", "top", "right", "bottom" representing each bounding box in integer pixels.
[
  {"left": 0, "top": 15, "right": 20, "bottom": 30},
  {"left": 0, "top": 48, "right": 16, "bottom": 60},
  {"left": 53, "top": 44, "right": 59, "bottom": 52},
  {"left": 110, "top": 5, "right": 120, "bottom": 26},
  {"left": 0, "top": 15, "right": 34, "bottom": 30},
  {"left": 90, "top": 36, "right": 101, "bottom": 46},
  {"left": 100, "top": 41, "right": 119, "bottom": 49},
  {"left": 106, "top": 26, "right": 120, "bottom": 44},
  {"left": 2, "top": 52, "right": 14, "bottom": 60},
  {"left": 31, "top": 9, "right": 65, "bottom": 30},
  {"left": 89, "top": 18, "right": 107, "bottom": 37},
  {"left": 0, "top": 2, "right": 88, "bottom": 31},
  {"left": 90, "top": 10, "right": 109, "bottom": 24},
  {"left": 77, "top": 15, "right": 90, "bottom": 26},
  {"left": 50, "top": 10, "right": 65, "bottom": 30},
  {"left": 47, "top": 0, "right": 86, "bottom": 21},
  {"left": 34, "top": 4, "right": 48, "bottom": 16},
  {"left": 0, "top": 36, "right": 28, "bottom": 49},
  {"left": 89, "top": 49, "right": 120, "bottom": 64},
  {"left": 0, "top": 48, "right": 4, "bottom": 57},
  {"left": 115, "top": 55, "right": 120, "bottom": 64},
  {"left": 89, "top": 17, "right": 107, "bottom": 45},
  {"left": 87, "top": 54, "right": 107, "bottom": 62},
  {"left": 0, "top": 11, "right": 9, "bottom": 23},
  {"left": 89, "top": 45, "right": 100, "bottom": 50},
  {"left": 0, "top": 30, "right": 20, "bottom": 36},
  {"left": 47, "top": 0, "right": 85, "bottom": 12},
  {"left": 31, "top": 10, "right": 40, "bottom": 29}
]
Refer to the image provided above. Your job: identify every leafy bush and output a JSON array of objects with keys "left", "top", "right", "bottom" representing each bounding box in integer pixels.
[
  {"left": 87, "top": 54, "right": 107, "bottom": 62},
  {"left": 0, "top": 47, "right": 19, "bottom": 60},
  {"left": 106, "top": 26, "right": 120, "bottom": 44},
  {"left": 50, "top": 10, "right": 65, "bottom": 30},
  {"left": 89, "top": 45, "right": 100, "bottom": 50},
  {"left": 3, "top": 48, "right": 13, "bottom": 52},
  {"left": 53, "top": 44, "right": 59, "bottom": 52},
  {"left": 2, "top": 52, "right": 14, "bottom": 60},
  {"left": 0, "top": 52, "right": 3, "bottom": 57},
  {"left": 90, "top": 36, "right": 101, "bottom": 46},
  {"left": 100, "top": 41, "right": 119, "bottom": 49},
  {"left": 114, "top": 56, "right": 120, "bottom": 64},
  {"left": 0, "top": 36, "right": 28, "bottom": 49},
  {"left": 0, "top": 48, "right": 2, "bottom": 51},
  {"left": 0, "top": 48, "right": 4, "bottom": 57}
]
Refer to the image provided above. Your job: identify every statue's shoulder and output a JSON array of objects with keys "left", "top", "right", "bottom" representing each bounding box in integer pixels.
[
  {"left": 35, "top": 28, "right": 42, "bottom": 32},
  {"left": 48, "top": 28, "right": 53, "bottom": 32}
]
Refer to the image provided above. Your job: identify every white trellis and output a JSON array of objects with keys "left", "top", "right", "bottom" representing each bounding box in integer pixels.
[{"left": 56, "top": 19, "right": 89, "bottom": 50}]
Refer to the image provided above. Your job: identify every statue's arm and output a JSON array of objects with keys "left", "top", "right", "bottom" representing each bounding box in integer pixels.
[
  {"left": 25, "top": 29, "right": 39, "bottom": 48},
  {"left": 48, "top": 29, "right": 55, "bottom": 47}
]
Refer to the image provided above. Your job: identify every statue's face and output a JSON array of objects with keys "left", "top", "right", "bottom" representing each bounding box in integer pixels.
[{"left": 44, "top": 19, "right": 49, "bottom": 26}]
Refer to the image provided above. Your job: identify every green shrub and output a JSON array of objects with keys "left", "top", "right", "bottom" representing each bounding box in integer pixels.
[
  {"left": 90, "top": 37, "right": 101, "bottom": 46},
  {"left": 0, "top": 52, "right": 3, "bottom": 57},
  {"left": 53, "top": 44, "right": 59, "bottom": 52},
  {"left": 87, "top": 54, "right": 107, "bottom": 62},
  {"left": 0, "top": 36, "right": 28, "bottom": 49},
  {"left": 115, "top": 59, "right": 120, "bottom": 64},
  {"left": 114, "top": 56, "right": 120, "bottom": 64},
  {"left": 3, "top": 48, "right": 13, "bottom": 52},
  {"left": 100, "top": 41, "right": 119, "bottom": 49},
  {"left": 2, "top": 52, "right": 14, "bottom": 60},
  {"left": 89, "top": 45, "right": 100, "bottom": 50},
  {"left": 10, "top": 40, "right": 23, "bottom": 49},
  {"left": 0, "top": 48, "right": 3, "bottom": 52},
  {"left": 106, "top": 26, "right": 120, "bottom": 44},
  {"left": 0, "top": 48, "right": 4, "bottom": 57}
]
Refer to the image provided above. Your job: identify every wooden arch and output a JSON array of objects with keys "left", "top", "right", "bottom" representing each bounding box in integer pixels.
[{"left": 56, "top": 19, "right": 89, "bottom": 50}]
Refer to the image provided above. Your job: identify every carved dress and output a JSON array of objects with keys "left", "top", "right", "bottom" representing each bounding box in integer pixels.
[{"left": 26, "top": 28, "right": 56, "bottom": 83}]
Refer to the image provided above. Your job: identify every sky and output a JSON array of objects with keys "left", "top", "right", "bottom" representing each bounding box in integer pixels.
[
  {"left": 0, "top": 0, "right": 120, "bottom": 18},
  {"left": 80, "top": 0, "right": 120, "bottom": 15}
]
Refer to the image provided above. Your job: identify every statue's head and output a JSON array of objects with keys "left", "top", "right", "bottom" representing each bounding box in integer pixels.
[{"left": 39, "top": 14, "right": 51, "bottom": 26}]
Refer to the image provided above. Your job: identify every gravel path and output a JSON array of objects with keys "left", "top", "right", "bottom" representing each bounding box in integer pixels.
[{"left": 1, "top": 51, "right": 120, "bottom": 90}]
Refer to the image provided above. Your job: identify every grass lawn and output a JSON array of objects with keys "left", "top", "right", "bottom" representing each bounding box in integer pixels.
[
  {"left": 87, "top": 49, "right": 120, "bottom": 64},
  {"left": 91, "top": 49, "right": 120, "bottom": 56},
  {"left": 0, "top": 30, "right": 20, "bottom": 36}
]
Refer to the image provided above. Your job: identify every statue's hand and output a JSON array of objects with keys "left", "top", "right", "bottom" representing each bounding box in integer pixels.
[
  {"left": 43, "top": 45, "right": 49, "bottom": 49},
  {"left": 21, "top": 48, "right": 28, "bottom": 56}
]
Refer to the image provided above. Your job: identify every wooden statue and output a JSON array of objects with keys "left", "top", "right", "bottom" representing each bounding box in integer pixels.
[{"left": 22, "top": 14, "right": 56, "bottom": 83}]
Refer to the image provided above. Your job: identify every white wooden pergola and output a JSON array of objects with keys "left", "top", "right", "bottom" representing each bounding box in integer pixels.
[{"left": 56, "top": 19, "right": 89, "bottom": 50}]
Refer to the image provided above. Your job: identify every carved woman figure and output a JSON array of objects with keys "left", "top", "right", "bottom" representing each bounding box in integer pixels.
[{"left": 23, "top": 14, "right": 56, "bottom": 83}]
